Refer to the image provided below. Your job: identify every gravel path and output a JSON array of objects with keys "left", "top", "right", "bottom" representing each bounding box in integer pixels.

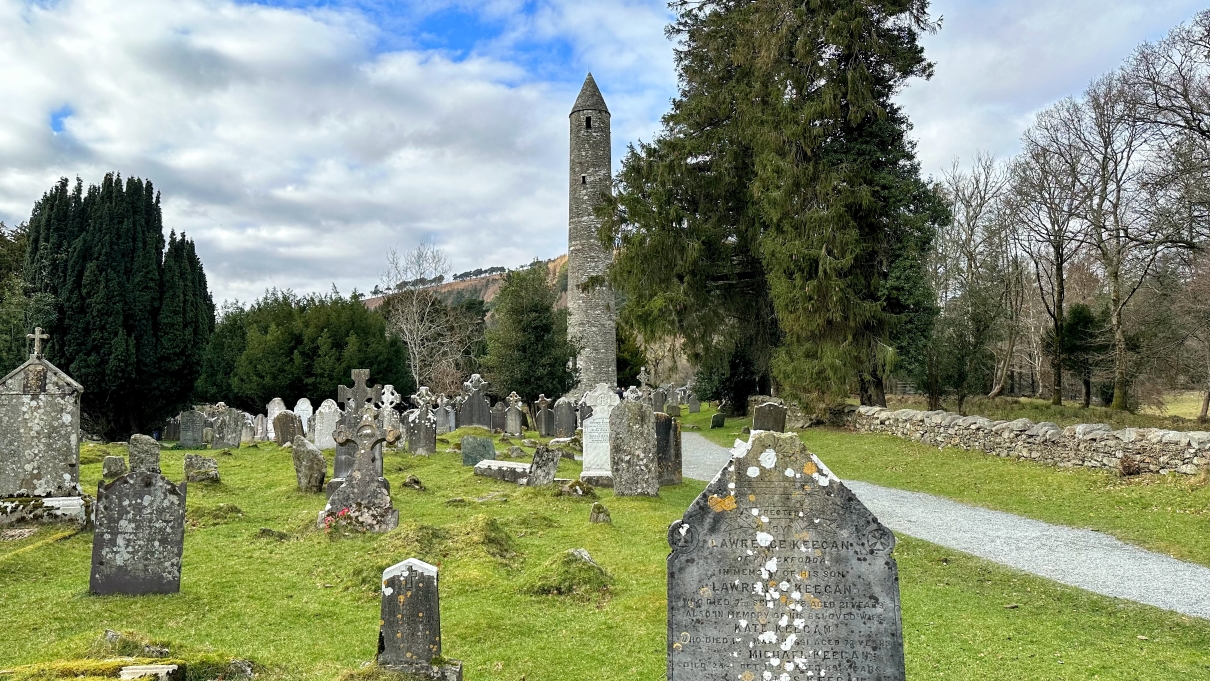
[{"left": 682, "top": 432, "right": 1210, "bottom": 619}]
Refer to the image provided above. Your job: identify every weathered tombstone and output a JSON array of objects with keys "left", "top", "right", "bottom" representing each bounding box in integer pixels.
[
  {"left": 313, "top": 399, "right": 340, "bottom": 449},
  {"left": 666, "top": 431, "right": 904, "bottom": 680},
  {"left": 407, "top": 408, "right": 438, "bottom": 456},
  {"left": 461, "top": 435, "right": 496, "bottom": 466},
  {"left": 128, "top": 434, "right": 162, "bottom": 474},
  {"left": 665, "top": 404, "right": 682, "bottom": 418},
  {"left": 0, "top": 328, "right": 85, "bottom": 526},
  {"left": 709, "top": 412, "right": 725, "bottom": 429},
  {"left": 638, "top": 366, "right": 651, "bottom": 388},
  {"left": 163, "top": 416, "right": 180, "bottom": 441},
  {"left": 580, "top": 383, "right": 621, "bottom": 486},
  {"left": 202, "top": 426, "right": 215, "bottom": 446},
  {"left": 377, "top": 558, "right": 463, "bottom": 679},
  {"left": 211, "top": 405, "right": 243, "bottom": 449},
  {"left": 292, "top": 435, "right": 327, "bottom": 492},
  {"left": 273, "top": 411, "right": 301, "bottom": 446},
  {"left": 179, "top": 409, "right": 206, "bottom": 448},
  {"left": 651, "top": 388, "right": 667, "bottom": 415},
  {"left": 183, "top": 454, "right": 220, "bottom": 483},
  {"left": 687, "top": 395, "right": 700, "bottom": 413},
  {"left": 380, "top": 385, "right": 403, "bottom": 435},
  {"left": 435, "top": 403, "right": 454, "bottom": 435},
  {"left": 458, "top": 374, "right": 491, "bottom": 430},
  {"left": 526, "top": 445, "right": 561, "bottom": 487},
  {"left": 623, "top": 385, "right": 644, "bottom": 402},
  {"left": 490, "top": 401, "right": 507, "bottom": 433},
  {"left": 293, "top": 398, "right": 314, "bottom": 435},
  {"left": 254, "top": 413, "right": 268, "bottom": 442},
  {"left": 241, "top": 422, "right": 254, "bottom": 444},
  {"left": 578, "top": 402, "right": 593, "bottom": 428},
  {"left": 90, "top": 437, "right": 186, "bottom": 595},
  {"left": 450, "top": 395, "right": 465, "bottom": 430},
  {"left": 533, "top": 395, "right": 555, "bottom": 437},
  {"left": 473, "top": 459, "right": 531, "bottom": 483},
  {"left": 504, "top": 392, "right": 525, "bottom": 436},
  {"left": 318, "top": 408, "right": 400, "bottom": 533},
  {"left": 753, "top": 401, "right": 788, "bottom": 433},
  {"left": 609, "top": 400, "right": 658, "bottom": 496},
  {"left": 553, "top": 397, "right": 576, "bottom": 438},
  {"left": 333, "top": 370, "right": 383, "bottom": 489},
  {"left": 266, "top": 397, "right": 287, "bottom": 439},
  {"left": 655, "top": 412, "right": 682, "bottom": 486},
  {"left": 102, "top": 456, "right": 128, "bottom": 480},
  {"left": 589, "top": 502, "right": 611, "bottom": 524}
]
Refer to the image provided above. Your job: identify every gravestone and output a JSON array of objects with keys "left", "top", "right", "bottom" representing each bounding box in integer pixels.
[
  {"left": 655, "top": 412, "right": 682, "bottom": 486},
  {"left": 458, "top": 374, "right": 491, "bottom": 430},
  {"left": 578, "top": 402, "right": 593, "bottom": 428},
  {"left": 293, "top": 398, "right": 314, "bottom": 435},
  {"left": 665, "top": 404, "right": 682, "bottom": 418},
  {"left": 490, "top": 402, "right": 507, "bottom": 433},
  {"left": 273, "top": 411, "right": 301, "bottom": 446},
  {"left": 90, "top": 438, "right": 186, "bottom": 595},
  {"left": 504, "top": 392, "right": 525, "bottom": 436},
  {"left": 651, "top": 388, "right": 667, "bottom": 415},
  {"left": 313, "top": 399, "right": 341, "bottom": 449},
  {"left": 211, "top": 405, "right": 243, "bottom": 449},
  {"left": 461, "top": 435, "right": 496, "bottom": 466},
  {"left": 318, "top": 408, "right": 400, "bottom": 533},
  {"left": 474, "top": 459, "right": 531, "bottom": 483},
  {"left": 184, "top": 454, "right": 220, "bottom": 483},
  {"left": 554, "top": 397, "right": 577, "bottom": 438},
  {"left": 450, "top": 395, "right": 465, "bottom": 430},
  {"left": 534, "top": 395, "right": 555, "bottom": 437},
  {"left": 128, "top": 434, "right": 161, "bottom": 473},
  {"left": 292, "top": 435, "right": 327, "bottom": 492},
  {"left": 179, "top": 410, "right": 206, "bottom": 448},
  {"left": 377, "top": 558, "right": 463, "bottom": 679},
  {"left": 241, "top": 422, "right": 254, "bottom": 444},
  {"left": 380, "top": 385, "right": 403, "bottom": 435},
  {"left": 609, "top": 400, "right": 658, "bottom": 496},
  {"left": 435, "top": 403, "right": 455, "bottom": 435},
  {"left": 580, "top": 383, "right": 620, "bottom": 486},
  {"left": 753, "top": 402, "right": 788, "bottom": 432},
  {"left": 102, "top": 456, "right": 128, "bottom": 479},
  {"left": 254, "top": 414, "right": 268, "bottom": 442},
  {"left": 687, "top": 395, "right": 700, "bottom": 413},
  {"left": 163, "top": 417, "right": 180, "bottom": 441},
  {"left": 202, "top": 427, "right": 214, "bottom": 446},
  {"left": 266, "top": 397, "right": 287, "bottom": 439},
  {"left": 407, "top": 408, "right": 437, "bottom": 456},
  {"left": 666, "top": 431, "right": 904, "bottom": 681},
  {"left": 638, "top": 366, "right": 650, "bottom": 388},
  {"left": 332, "top": 370, "right": 383, "bottom": 491},
  {"left": 623, "top": 385, "right": 644, "bottom": 402},
  {"left": 0, "top": 329, "right": 84, "bottom": 510},
  {"left": 709, "top": 412, "right": 725, "bottom": 429},
  {"left": 526, "top": 445, "right": 561, "bottom": 487}
]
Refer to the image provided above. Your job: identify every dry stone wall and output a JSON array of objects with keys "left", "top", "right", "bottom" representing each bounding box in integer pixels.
[{"left": 848, "top": 405, "right": 1210, "bottom": 476}]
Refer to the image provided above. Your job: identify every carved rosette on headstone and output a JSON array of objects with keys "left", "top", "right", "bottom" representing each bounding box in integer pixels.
[
  {"left": 378, "top": 558, "right": 463, "bottom": 680},
  {"left": 580, "top": 383, "right": 621, "bottom": 487},
  {"left": 666, "top": 431, "right": 905, "bottom": 681}
]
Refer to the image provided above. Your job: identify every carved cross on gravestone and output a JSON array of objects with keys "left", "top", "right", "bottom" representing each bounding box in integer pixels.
[
  {"left": 27, "top": 326, "right": 49, "bottom": 359},
  {"left": 638, "top": 365, "right": 649, "bottom": 388},
  {"left": 464, "top": 373, "right": 487, "bottom": 394},
  {"left": 334, "top": 408, "right": 401, "bottom": 475},
  {"left": 623, "top": 385, "right": 643, "bottom": 401},
  {"left": 380, "top": 385, "right": 401, "bottom": 411},
  {"left": 411, "top": 386, "right": 436, "bottom": 409},
  {"left": 506, "top": 391, "right": 522, "bottom": 407},
  {"left": 338, "top": 369, "right": 382, "bottom": 414},
  {"left": 535, "top": 394, "right": 552, "bottom": 411}
]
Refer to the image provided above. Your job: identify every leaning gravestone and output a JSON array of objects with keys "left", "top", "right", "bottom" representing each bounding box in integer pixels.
[
  {"left": 666, "top": 431, "right": 904, "bottom": 680},
  {"left": 179, "top": 409, "right": 206, "bottom": 448},
  {"left": 459, "top": 374, "right": 491, "bottom": 430},
  {"left": 211, "top": 405, "right": 243, "bottom": 449},
  {"left": 273, "top": 411, "right": 300, "bottom": 446},
  {"left": 266, "top": 397, "right": 287, "bottom": 439},
  {"left": 753, "top": 402, "right": 788, "bottom": 433},
  {"left": 526, "top": 445, "right": 562, "bottom": 487},
  {"left": 461, "top": 435, "right": 496, "bottom": 466},
  {"left": 609, "top": 400, "right": 658, "bottom": 496},
  {"left": 90, "top": 437, "right": 186, "bottom": 595},
  {"left": 377, "top": 558, "right": 463, "bottom": 679},
  {"left": 580, "top": 383, "right": 621, "bottom": 486},
  {"left": 553, "top": 397, "right": 577, "bottom": 438},
  {"left": 292, "top": 435, "right": 327, "bottom": 492},
  {"left": 313, "top": 399, "right": 341, "bottom": 449},
  {"left": 293, "top": 398, "right": 314, "bottom": 435},
  {"left": 534, "top": 394, "right": 555, "bottom": 437},
  {"left": 318, "top": 408, "right": 400, "bottom": 533},
  {"left": 709, "top": 413, "right": 725, "bottom": 429},
  {"left": 655, "top": 412, "right": 682, "bottom": 486}
]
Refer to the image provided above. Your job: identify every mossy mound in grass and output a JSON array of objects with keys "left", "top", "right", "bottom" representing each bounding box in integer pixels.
[
  {"left": 186, "top": 503, "right": 244, "bottom": 528},
  {"left": 452, "top": 514, "right": 517, "bottom": 561},
  {"left": 520, "top": 548, "right": 612, "bottom": 599}
]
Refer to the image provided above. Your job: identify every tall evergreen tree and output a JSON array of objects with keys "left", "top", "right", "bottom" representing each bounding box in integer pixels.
[
  {"left": 605, "top": 0, "right": 946, "bottom": 407},
  {"left": 23, "top": 174, "right": 215, "bottom": 439},
  {"left": 481, "top": 262, "right": 576, "bottom": 402}
]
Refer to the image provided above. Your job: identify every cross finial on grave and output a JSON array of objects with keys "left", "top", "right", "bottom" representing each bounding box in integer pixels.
[
  {"left": 506, "top": 391, "right": 522, "bottom": 407},
  {"left": 411, "top": 386, "right": 436, "bottom": 409},
  {"left": 464, "top": 373, "right": 487, "bottom": 393},
  {"left": 638, "top": 365, "right": 649, "bottom": 388},
  {"left": 536, "top": 394, "right": 552, "bottom": 410},
  {"left": 333, "top": 407, "right": 400, "bottom": 474},
  {"left": 337, "top": 369, "right": 382, "bottom": 414},
  {"left": 27, "top": 327, "right": 48, "bottom": 358}
]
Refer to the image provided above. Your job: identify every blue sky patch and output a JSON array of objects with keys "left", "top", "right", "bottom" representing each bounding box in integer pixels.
[{"left": 49, "top": 105, "right": 72, "bottom": 134}]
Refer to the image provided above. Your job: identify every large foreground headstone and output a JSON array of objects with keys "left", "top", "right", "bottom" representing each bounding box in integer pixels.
[
  {"left": 313, "top": 399, "right": 340, "bottom": 449},
  {"left": 553, "top": 397, "right": 577, "bottom": 438},
  {"left": 90, "top": 443, "right": 186, "bottom": 596},
  {"left": 378, "top": 558, "right": 463, "bottom": 679},
  {"left": 318, "top": 409, "right": 400, "bottom": 533},
  {"left": 666, "top": 431, "right": 904, "bottom": 680},
  {"left": 580, "top": 383, "right": 620, "bottom": 486},
  {"left": 609, "top": 400, "right": 658, "bottom": 496},
  {"left": 752, "top": 402, "right": 788, "bottom": 433},
  {"left": 655, "top": 412, "right": 682, "bottom": 486},
  {"left": 334, "top": 370, "right": 383, "bottom": 485}
]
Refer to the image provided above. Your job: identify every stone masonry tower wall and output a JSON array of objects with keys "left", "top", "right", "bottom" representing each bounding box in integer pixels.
[{"left": 567, "top": 73, "right": 617, "bottom": 391}]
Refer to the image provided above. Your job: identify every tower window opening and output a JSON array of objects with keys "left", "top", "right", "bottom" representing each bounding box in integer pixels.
[
  {"left": 581, "top": 175, "right": 587, "bottom": 185},
  {"left": 586, "top": 116, "right": 592, "bottom": 129}
]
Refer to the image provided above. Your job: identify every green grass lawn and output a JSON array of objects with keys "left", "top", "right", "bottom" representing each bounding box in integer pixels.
[
  {"left": 2, "top": 426, "right": 1210, "bottom": 679},
  {"left": 1143, "top": 390, "right": 1208, "bottom": 420}
]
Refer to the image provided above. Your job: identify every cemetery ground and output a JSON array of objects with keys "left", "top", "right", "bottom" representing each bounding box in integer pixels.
[{"left": 0, "top": 414, "right": 1207, "bottom": 679}]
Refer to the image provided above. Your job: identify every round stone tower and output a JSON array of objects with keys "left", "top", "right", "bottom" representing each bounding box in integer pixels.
[{"left": 567, "top": 73, "right": 617, "bottom": 391}]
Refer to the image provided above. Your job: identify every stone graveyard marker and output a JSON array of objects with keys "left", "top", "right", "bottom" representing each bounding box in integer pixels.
[
  {"left": 273, "top": 411, "right": 301, "bottom": 446},
  {"left": 293, "top": 398, "right": 314, "bottom": 435},
  {"left": 184, "top": 454, "right": 220, "bottom": 483},
  {"left": 292, "top": 435, "right": 327, "bottom": 492},
  {"left": 313, "top": 399, "right": 341, "bottom": 449},
  {"left": 102, "top": 456, "right": 128, "bottom": 480},
  {"left": 407, "top": 408, "right": 438, "bottom": 456},
  {"left": 709, "top": 412, "right": 725, "bottom": 429},
  {"left": 254, "top": 414, "right": 267, "bottom": 442},
  {"left": 178, "top": 409, "right": 207, "bottom": 449},
  {"left": 461, "top": 435, "right": 496, "bottom": 466},
  {"left": 504, "top": 392, "right": 525, "bottom": 436},
  {"left": 490, "top": 401, "right": 507, "bottom": 433},
  {"left": 435, "top": 403, "right": 454, "bottom": 435},
  {"left": 553, "top": 397, "right": 577, "bottom": 438},
  {"left": 687, "top": 395, "right": 700, "bottom": 413},
  {"left": 334, "top": 370, "right": 384, "bottom": 485},
  {"left": 666, "top": 431, "right": 904, "bottom": 680},
  {"left": 655, "top": 412, "right": 682, "bottom": 486},
  {"left": 580, "top": 383, "right": 621, "bottom": 486},
  {"left": 527, "top": 445, "right": 562, "bottom": 487},
  {"left": 665, "top": 404, "right": 681, "bottom": 418},
  {"left": 609, "top": 400, "right": 658, "bottom": 496},
  {"left": 534, "top": 394, "right": 555, "bottom": 437},
  {"left": 266, "top": 397, "right": 287, "bottom": 439},
  {"left": 212, "top": 405, "right": 243, "bottom": 449},
  {"left": 378, "top": 558, "right": 463, "bottom": 679},
  {"left": 651, "top": 388, "right": 667, "bottom": 415},
  {"left": 752, "top": 401, "right": 788, "bottom": 432},
  {"left": 128, "top": 434, "right": 162, "bottom": 473},
  {"left": 318, "top": 408, "right": 401, "bottom": 533},
  {"left": 458, "top": 373, "right": 491, "bottom": 430},
  {"left": 241, "top": 422, "right": 254, "bottom": 444},
  {"left": 202, "top": 427, "right": 214, "bottom": 446},
  {"left": 589, "top": 502, "right": 611, "bottom": 524}
]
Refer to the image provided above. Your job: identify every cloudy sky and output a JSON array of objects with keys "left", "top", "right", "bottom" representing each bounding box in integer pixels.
[{"left": 1, "top": 0, "right": 1205, "bottom": 303}]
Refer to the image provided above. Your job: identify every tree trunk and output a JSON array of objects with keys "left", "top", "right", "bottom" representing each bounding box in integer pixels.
[
  {"left": 1201, "top": 346, "right": 1210, "bottom": 423},
  {"left": 858, "top": 374, "right": 872, "bottom": 407},
  {"left": 1051, "top": 251, "right": 1064, "bottom": 406},
  {"left": 1082, "top": 374, "right": 1091, "bottom": 408},
  {"left": 926, "top": 353, "right": 941, "bottom": 411},
  {"left": 1110, "top": 289, "right": 1129, "bottom": 410},
  {"left": 871, "top": 372, "right": 887, "bottom": 408},
  {"left": 957, "top": 392, "right": 967, "bottom": 416}
]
